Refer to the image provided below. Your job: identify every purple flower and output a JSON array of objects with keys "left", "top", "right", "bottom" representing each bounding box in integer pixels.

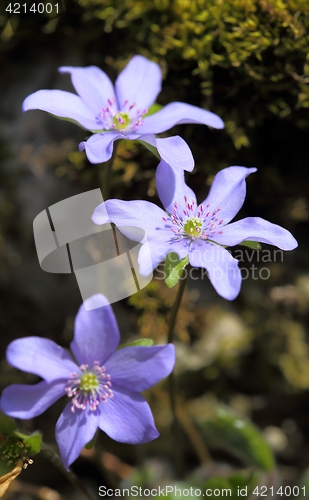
[
  {"left": 92, "top": 162, "right": 298, "bottom": 300},
  {"left": 22, "top": 55, "right": 223, "bottom": 171},
  {"left": 0, "top": 295, "right": 175, "bottom": 469}
]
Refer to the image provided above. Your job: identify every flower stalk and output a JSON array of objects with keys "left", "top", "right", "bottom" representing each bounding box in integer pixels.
[
  {"left": 101, "top": 142, "right": 119, "bottom": 199},
  {"left": 167, "top": 271, "right": 188, "bottom": 345},
  {"left": 41, "top": 442, "right": 97, "bottom": 500},
  {"left": 166, "top": 270, "right": 187, "bottom": 476}
]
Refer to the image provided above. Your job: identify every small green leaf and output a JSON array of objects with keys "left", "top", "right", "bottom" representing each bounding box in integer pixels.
[
  {"left": 0, "top": 415, "right": 16, "bottom": 435},
  {"left": 239, "top": 240, "right": 261, "bottom": 250},
  {"left": 197, "top": 407, "right": 275, "bottom": 472},
  {"left": 139, "top": 140, "right": 161, "bottom": 159},
  {"left": 84, "top": 432, "right": 97, "bottom": 450},
  {"left": 118, "top": 338, "right": 154, "bottom": 349},
  {"left": 164, "top": 252, "right": 189, "bottom": 288},
  {"left": 13, "top": 431, "right": 42, "bottom": 456},
  {"left": 143, "top": 103, "right": 163, "bottom": 118}
]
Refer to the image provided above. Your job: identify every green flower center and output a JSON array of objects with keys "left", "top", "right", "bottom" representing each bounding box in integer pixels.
[
  {"left": 79, "top": 372, "right": 99, "bottom": 393},
  {"left": 65, "top": 362, "right": 113, "bottom": 412},
  {"left": 112, "top": 112, "right": 131, "bottom": 130},
  {"left": 184, "top": 217, "right": 203, "bottom": 237}
]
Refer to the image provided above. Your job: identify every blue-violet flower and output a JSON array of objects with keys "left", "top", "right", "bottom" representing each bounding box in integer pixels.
[
  {"left": 22, "top": 55, "right": 224, "bottom": 171},
  {"left": 92, "top": 162, "right": 298, "bottom": 300},
  {"left": 0, "top": 294, "right": 175, "bottom": 469}
]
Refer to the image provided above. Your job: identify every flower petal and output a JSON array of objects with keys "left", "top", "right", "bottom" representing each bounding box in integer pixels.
[
  {"left": 98, "top": 385, "right": 159, "bottom": 444},
  {"left": 22, "top": 90, "right": 99, "bottom": 131},
  {"left": 115, "top": 55, "right": 162, "bottom": 112},
  {"left": 71, "top": 294, "right": 120, "bottom": 366},
  {"left": 80, "top": 131, "right": 195, "bottom": 170},
  {"left": 211, "top": 217, "right": 298, "bottom": 250},
  {"left": 189, "top": 241, "right": 242, "bottom": 300},
  {"left": 56, "top": 403, "right": 99, "bottom": 469},
  {"left": 141, "top": 101, "right": 224, "bottom": 134},
  {"left": 105, "top": 344, "right": 175, "bottom": 392},
  {"left": 138, "top": 240, "right": 170, "bottom": 276},
  {"left": 59, "top": 66, "right": 116, "bottom": 114},
  {"left": 92, "top": 199, "right": 167, "bottom": 241},
  {"left": 138, "top": 238, "right": 188, "bottom": 276},
  {"left": 141, "top": 135, "right": 194, "bottom": 172},
  {"left": 156, "top": 160, "right": 197, "bottom": 213},
  {"left": 6, "top": 337, "right": 77, "bottom": 382},
  {"left": 79, "top": 131, "right": 125, "bottom": 164},
  {"left": 203, "top": 166, "right": 257, "bottom": 225},
  {"left": 1, "top": 380, "right": 65, "bottom": 419}
]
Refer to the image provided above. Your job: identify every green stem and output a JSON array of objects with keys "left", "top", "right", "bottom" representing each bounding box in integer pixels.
[
  {"left": 101, "top": 143, "right": 119, "bottom": 200},
  {"left": 166, "top": 271, "right": 188, "bottom": 476},
  {"left": 167, "top": 272, "right": 188, "bottom": 344},
  {"left": 41, "top": 442, "right": 97, "bottom": 500}
]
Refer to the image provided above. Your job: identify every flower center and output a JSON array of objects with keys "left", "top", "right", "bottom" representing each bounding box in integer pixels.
[
  {"left": 112, "top": 112, "right": 131, "bottom": 131},
  {"left": 65, "top": 362, "right": 113, "bottom": 412},
  {"left": 96, "top": 98, "right": 148, "bottom": 132},
  {"left": 79, "top": 372, "right": 99, "bottom": 392},
  {"left": 184, "top": 217, "right": 203, "bottom": 237},
  {"left": 162, "top": 197, "right": 224, "bottom": 242}
]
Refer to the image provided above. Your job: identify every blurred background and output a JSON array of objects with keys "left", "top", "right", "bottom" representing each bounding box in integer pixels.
[{"left": 0, "top": 0, "right": 309, "bottom": 498}]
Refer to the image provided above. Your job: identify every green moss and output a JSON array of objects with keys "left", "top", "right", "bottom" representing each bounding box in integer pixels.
[{"left": 76, "top": 0, "right": 309, "bottom": 148}]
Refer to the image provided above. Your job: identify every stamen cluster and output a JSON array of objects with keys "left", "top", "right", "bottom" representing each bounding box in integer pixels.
[
  {"left": 162, "top": 196, "right": 224, "bottom": 242},
  {"left": 65, "top": 361, "right": 113, "bottom": 413},
  {"left": 97, "top": 98, "right": 148, "bottom": 132}
]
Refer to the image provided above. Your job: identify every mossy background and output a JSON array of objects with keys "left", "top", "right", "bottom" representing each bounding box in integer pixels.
[{"left": 0, "top": 0, "right": 309, "bottom": 497}]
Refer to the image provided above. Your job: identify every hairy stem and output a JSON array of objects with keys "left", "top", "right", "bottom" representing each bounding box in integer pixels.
[
  {"left": 41, "top": 442, "right": 97, "bottom": 500},
  {"left": 167, "top": 272, "right": 188, "bottom": 476},
  {"left": 101, "top": 143, "right": 119, "bottom": 200},
  {"left": 167, "top": 272, "right": 188, "bottom": 344}
]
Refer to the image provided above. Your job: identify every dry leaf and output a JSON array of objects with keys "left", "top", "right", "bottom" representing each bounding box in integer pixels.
[{"left": 0, "top": 459, "right": 23, "bottom": 497}]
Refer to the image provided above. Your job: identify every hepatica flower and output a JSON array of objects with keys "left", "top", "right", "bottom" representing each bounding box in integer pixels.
[
  {"left": 92, "top": 162, "right": 298, "bottom": 300},
  {"left": 22, "top": 55, "right": 223, "bottom": 171},
  {"left": 1, "top": 295, "right": 175, "bottom": 469}
]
